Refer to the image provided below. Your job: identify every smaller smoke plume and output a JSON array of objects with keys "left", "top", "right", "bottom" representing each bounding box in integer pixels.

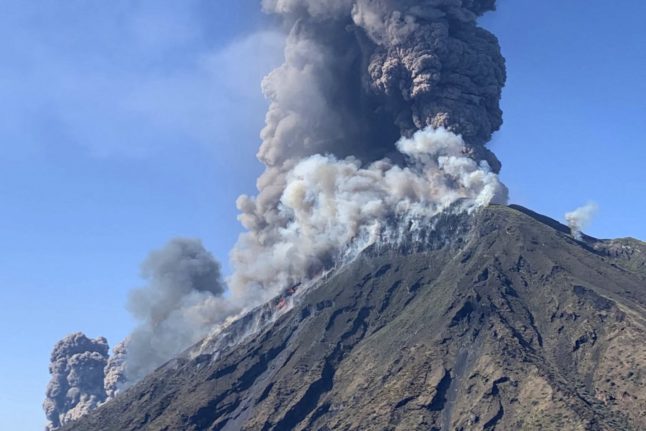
[
  {"left": 565, "top": 202, "right": 598, "bottom": 240},
  {"left": 103, "top": 340, "right": 128, "bottom": 400},
  {"left": 123, "top": 238, "right": 236, "bottom": 383},
  {"left": 43, "top": 241, "right": 234, "bottom": 425},
  {"left": 43, "top": 333, "right": 109, "bottom": 431}
]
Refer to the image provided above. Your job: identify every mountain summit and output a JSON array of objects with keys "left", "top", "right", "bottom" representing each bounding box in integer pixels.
[{"left": 64, "top": 205, "right": 645, "bottom": 431}]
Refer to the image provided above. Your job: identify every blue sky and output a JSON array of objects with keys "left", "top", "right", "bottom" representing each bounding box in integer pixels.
[{"left": 0, "top": 1, "right": 644, "bottom": 429}]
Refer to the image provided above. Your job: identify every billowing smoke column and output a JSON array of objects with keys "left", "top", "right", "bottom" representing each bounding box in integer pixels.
[
  {"left": 43, "top": 333, "right": 109, "bottom": 431},
  {"left": 121, "top": 238, "right": 233, "bottom": 382},
  {"left": 565, "top": 202, "right": 598, "bottom": 240},
  {"left": 257, "top": 0, "right": 505, "bottom": 170},
  {"left": 230, "top": 0, "right": 506, "bottom": 302}
]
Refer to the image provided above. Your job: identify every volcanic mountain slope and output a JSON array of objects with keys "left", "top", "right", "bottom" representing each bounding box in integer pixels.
[{"left": 65, "top": 205, "right": 646, "bottom": 431}]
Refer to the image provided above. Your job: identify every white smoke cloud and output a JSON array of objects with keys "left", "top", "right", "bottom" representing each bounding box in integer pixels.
[
  {"left": 231, "top": 127, "right": 507, "bottom": 306},
  {"left": 565, "top": 202, "right": 598, "bottom": 240}
]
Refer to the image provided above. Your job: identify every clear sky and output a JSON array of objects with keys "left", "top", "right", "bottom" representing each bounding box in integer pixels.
[{"left": 0, "top": 1, "right": 644, "bottom": 429}]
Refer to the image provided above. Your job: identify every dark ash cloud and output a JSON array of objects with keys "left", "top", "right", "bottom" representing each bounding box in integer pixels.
[{"left": 43, "top": 333, "right": 109, "bottom": 431}]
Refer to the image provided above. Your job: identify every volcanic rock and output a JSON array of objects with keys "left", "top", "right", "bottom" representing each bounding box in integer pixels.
[{"left": 64, "top": 205, "right": 646, "bottom": 431}]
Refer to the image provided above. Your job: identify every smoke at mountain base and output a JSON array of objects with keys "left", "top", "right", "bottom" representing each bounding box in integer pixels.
[
  {"left": 45, "top": 239, "right": 237, "bottom": 422},
  {"left": 103, "top": 340, "right": 128, "bottom": 400},
  {"left": 43, "top": 333, "right": 109, "bottom": 431},
  {"left": 121, "top": 238, "right": 236, "bottom": 383}
]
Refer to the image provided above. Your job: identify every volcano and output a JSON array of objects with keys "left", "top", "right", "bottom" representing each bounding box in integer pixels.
[{"left": 63, "top": 205, "right": 645, "bottom": 431}]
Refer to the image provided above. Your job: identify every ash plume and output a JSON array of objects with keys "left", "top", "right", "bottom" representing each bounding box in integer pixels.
[
  {"left": 103, "top": 340, "right": 128, "bottom": 400},
  {"left": 565, "top": 202, "right": 598, "bottom": 240},
  {"left": 122, "top": 238, "right": 235, "bottom": 383},
  {"left": 258, "top": 0, "right": 505, "bottom": 170},
  {"left": 230, "top": 0, "right": 507, "bottom": 302},
  {"left": 43, "top": 333, "right": 109, "bottom": 431}
]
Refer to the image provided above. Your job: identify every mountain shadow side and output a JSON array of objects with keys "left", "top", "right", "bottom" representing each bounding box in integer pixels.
[{"left": 64, "top": 205, "right": 646, "bottom": 431}]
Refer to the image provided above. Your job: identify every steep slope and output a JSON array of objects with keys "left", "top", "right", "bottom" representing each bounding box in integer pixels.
[{"left": 65, "top": 205, "right": 646, "bottom": 431}]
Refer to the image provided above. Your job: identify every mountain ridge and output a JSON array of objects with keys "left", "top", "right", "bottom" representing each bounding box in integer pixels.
[{"left": 64, "top": 205, "right": 646, "bottom": 431}]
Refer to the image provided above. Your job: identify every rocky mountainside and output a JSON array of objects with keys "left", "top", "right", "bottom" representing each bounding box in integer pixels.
[{"left": 65, "top": 205, "right": 646, "bottom": 431}]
